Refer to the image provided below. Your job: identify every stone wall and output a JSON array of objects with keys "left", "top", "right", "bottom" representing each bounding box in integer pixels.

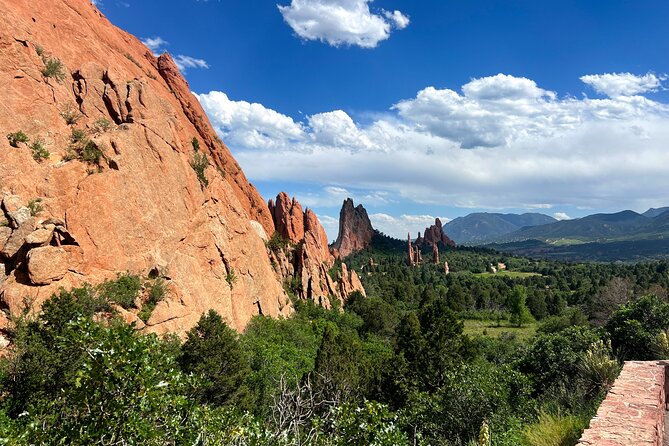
[{"left": 577, "top": 361, "right": 666, "bottom": 445}]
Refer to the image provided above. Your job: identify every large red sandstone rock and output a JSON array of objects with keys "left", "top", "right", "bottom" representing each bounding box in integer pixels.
[
  {"left": 269, "top": 194, "right": 366, "bottom": 306},
  {"left": 332, "top": 198, "right": 374, "bottom": 258},
  {"left": 0, "top": 0, "right": 292, "bottom": 334},
  {"left": 269, "top": 192, "right": 305, "bottom": 243},
  {"left": 418, "top": 218, "right": 456, "bottom": 248}
]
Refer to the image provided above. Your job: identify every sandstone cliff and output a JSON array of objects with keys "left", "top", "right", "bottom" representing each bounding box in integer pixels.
[
  {"left": 268, "top": 193, "right": 365, "bottom": 307},
  {"left": 0, "top": 0, "right": 353, "bottom": 335},
  {"left": 331, "top": 198, "right": 374, "bottom": 258}
]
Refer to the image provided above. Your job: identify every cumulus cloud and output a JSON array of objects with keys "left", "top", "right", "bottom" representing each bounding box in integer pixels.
[
  {"left": 195, "top": 91, "right": 304, "bottom": 149},
  {"left": 553, "top": 212, "right": 571, "bottom": 221},
  {"left": 139, "top": 37, "right": 208, "bottom": 73},
  {"left": 580, "top": 72, "right": 666, "bottom": 97},
  {"left": 173, "top": 55, "right": 209, "bottom": 72},
  {"left": 141, "top": 36, "right": 168, "bottom": 54},
  {"left": 197, "top": 73, "right": 669, "bottom": 215},
  {"left": 278, "top": 0, "right": 409, "bottom": 48},
  {"left": 369, "top": 213, "right": 450, "bottom": 240}
]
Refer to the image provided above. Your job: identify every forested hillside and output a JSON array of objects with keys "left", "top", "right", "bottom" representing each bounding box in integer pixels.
[{"left": 2, "top": 231, "right": 669, "bottom": 445}]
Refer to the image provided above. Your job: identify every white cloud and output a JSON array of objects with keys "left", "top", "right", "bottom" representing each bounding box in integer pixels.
[
  {"left": 141, "top": 36, "right": 168, "bottom": 54},
  {"left": 383, "top": 10, "right": 410, "bottom": 29},
  {"left": 553, "top": 212, "right": 571, "bottom": 221},
  {"left": 195, "top": 91, "right": 304, "bottom": 149},
  {"left": 580, "top": 72, "right": 666, "bottom": 97},
  {"left": 139, "top": 37, "right": 207, "bottom": 73},
  {"left": 197, "top": 73, "right": 669, "bottom": 215},
  {"left": 278, "top": 0, "right": 409, "bottom": 48},
  {"left": 369, "top": 213, "right": 450, "bottom": 240},
  {"left": 173, "top": 55, "right": 209, "bottom": 72}
]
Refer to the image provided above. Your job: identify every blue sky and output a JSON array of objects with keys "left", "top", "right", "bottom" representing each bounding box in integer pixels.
[{"left": 98, "top": 0, "right": 669, "bottom": 240}]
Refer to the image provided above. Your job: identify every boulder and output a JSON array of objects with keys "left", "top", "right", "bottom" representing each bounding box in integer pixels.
[
  {"left": 25, "top": 227, "right": 54, "bottom": 246},
  {"left": 26, "top": 246, "right": 69, "bottom": 285},
  {"left": 1, "top": 217, "right": 36, "bottom": 259},
  {"left": 0, "top": 227, "right": 11, "bottom": 252},
  {"left": 8, "top": 207, "right": 31, "bottom": 228}
]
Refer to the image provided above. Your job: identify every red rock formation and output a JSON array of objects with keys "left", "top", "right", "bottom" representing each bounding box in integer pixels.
[
  {"left": 268, "top": 194, "right": 365, "bottom": 306},
  {"left": 418, "top": 218, "right": 456, "bottom": 248},
  {"left": 407, "top": 233, "right": 414, "bottom": 266},
  {"left": 332, "top": 198, "right": 374, "bottom": 258},
  {"left": 444, "top": 261, "right": 450, "bottom": 275},
  {"left": 268, "top": 192, "right": 305, "bottom": 243},
  {"left": 0, "top": 0, "right": 291, "bottom": 334},
  {"left": 432, "top": 243, "right": 439, "bottom": 264}
]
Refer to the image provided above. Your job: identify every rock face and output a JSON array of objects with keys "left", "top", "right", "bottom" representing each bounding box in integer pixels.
[
  {"left": 268, "top": 194, "right": 365, "bottom": 307},
  {"left": 417, "top": 218, "right": 456, "bottom": 248},
  {"left": 332, "top": 198, "right": 374, "bottom": 258},
  {"left": 0, "top": 0, "right": 293, "bottom": 334}
]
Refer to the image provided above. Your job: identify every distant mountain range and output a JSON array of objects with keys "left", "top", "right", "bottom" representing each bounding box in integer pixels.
[
  {"left": 444, "top": 212, "right": 557, "bottom": 244},
  {"left": 446, "top": 207, "right": 669, "bottom": 261}
]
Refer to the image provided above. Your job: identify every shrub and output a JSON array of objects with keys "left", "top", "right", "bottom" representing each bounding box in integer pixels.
[
  {"left": 27, "top": 198, "right": 43, "bottom": 216},
  {"left": 92, "top": 117, "right": 112, "bottom": 134},
  {"left": 6, "top": 131, "right": 29, "bottom": 147},
  {"left": 70, "top": 128, "right": 87, "bottom": 143},
  {"left": 35, "top": 45, "right": 43, "bottom": 57},
  {"left": 578, "top": 340, "right": 620, "bottom": 394},
  {"left": 225, "top": 269, "right": 237, "bottom": 287},
  {"left": 125, "top": 53, "right": 142, "bottom": 68},
  {"left": 266, "top": 231, "right": 290, "bottom": 251},
  {"left": 523, "top": 411, "right": 587, "bottom": 446},
  {"left": 139, "top": 278, "right": 168, "bottom": 322},
  {"left": 192, "top": 137, "right": 200, "bottom": 151},
  {"left": 190, "top": 151, "right": 209, "bottom": 188},
  {"left": 60, "top": 103, "right": 82, "bottom": 125},
  {"left": 81, "top": 140, "right": 104, "bottom": 165},
  {"left": 98, "top": 273, "right": 142, "bottom": 309},
  {"left": 606, "top": 294, "right": 669, "bottom": 360},
  {"left": 29, "top": 139, "right": 50, "bottom": 162},
  {"left": 180, "top": 310, "right": 252, "bottom": 408},
  {"left": 42, "top": 57, "right": 65, "bottom": 81}
]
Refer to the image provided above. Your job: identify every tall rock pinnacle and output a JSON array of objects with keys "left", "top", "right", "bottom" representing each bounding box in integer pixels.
[{"left": 332, "top": 198, "right": 374, "bottom": 258}]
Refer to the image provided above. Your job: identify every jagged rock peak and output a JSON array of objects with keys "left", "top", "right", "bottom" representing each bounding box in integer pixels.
[
  {"left": 267, "top": 193, "right": 365, "bottom": 306},
  {"left": 417, "top": 218, "right": 456, "bottom": 248},
  {"left": 332, "top": 198, "right": 374, "bottom": 258},
  {"left": 0, "top": 0, "right": 288, "bottom": 335}
]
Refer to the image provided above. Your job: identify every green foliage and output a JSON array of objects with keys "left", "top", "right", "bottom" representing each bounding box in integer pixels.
[
  {"left": 509, "top": 285, "right": 533, "bottom": 327},
  {"left": 327, "top": 400, "right": 409, "bottom": 445},
  {"left": 226, "top": 268, "right": 237, "bottom": 287},
  {"left": 578, "top": 340, "right": 620, "bottom": 395},
  {"left": 42, "top": 57, "right": 65, "bottom": 81},
  {"left": 70, "top": 128, "right": 87, "bottom": 143},
  {"left": 191, "top": 137, "right": 200, "bottom": 151},
  {"left": 81, "top": 140, "right": 104, "bottom": 165},
  {"left": 345, "top": 292, "right": 399, "bottom": 339},
  {"left": 6, "top": 131, "right": 29, "bottom": 147},
  {"left": 517, "top": 326, "right": 600, "bottom": 395},
  {"left": 98, "top": 273, "right": 142, "bottom": 309},
  {"left": 400, "top": 361, "right": 532, "bottom": 445},
  {"left": 27, "top": 198, "right": 43, "bottom": 217},
  {"left": 523, "top": 411, "right": 587, "bottom": 446},
  {"left": 66, "top": 128, "right": 105, "bottom": 166},
  {"left": 606, "top": 294, "right": 669, "bottom": 360},
  {"left": 35, "top": 45, "right": 43, "bottom": 57},
  {"left": 190, "top": 151, "right": 209, "bottom": 188},
  {"left": 266, "top": 231, "right": 290, "bottom": 251},
  {"left": 124, "top": 52, "right": 143, "bottom": 68},
  {"left": 29, "top": 139, "right": 50, "bottom": 162},
  {"left": 60, "top": 103, "right": 82, "bottom": 125},
  {"left": 92, "top": 117, "right": 112, "bottom": 133},
  {"left": 138, "top": 278, "right": 167, "bottom": 322},
  {"left": 181, "top": 310, "right": 252, "bottom": 409}
]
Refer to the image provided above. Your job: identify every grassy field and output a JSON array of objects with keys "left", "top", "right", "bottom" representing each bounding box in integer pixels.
[
  {"left": 463, "top": 319, "right": 538, "bottom": 342},
  {"left": 472, "top": 270, "right": 541, "bottom": 279}
]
